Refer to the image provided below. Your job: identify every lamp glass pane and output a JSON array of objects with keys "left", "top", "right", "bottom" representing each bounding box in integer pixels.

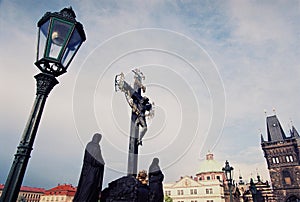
[
  {"left": 61, "top": 29, "right": 82, "bottom": 67},
  {"left": 37, "top": 20, "right": 50, "bottom": 61},
  {"left": 46, "top": 18, "right": 73, "bottom": 61},
  {"left": 225, "top": 171, "right": 229, "bottom": 180}
]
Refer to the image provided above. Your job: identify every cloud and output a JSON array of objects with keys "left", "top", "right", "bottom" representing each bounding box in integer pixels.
[{"left": 228, "top": 0, "right": 298, "bottom": 46}]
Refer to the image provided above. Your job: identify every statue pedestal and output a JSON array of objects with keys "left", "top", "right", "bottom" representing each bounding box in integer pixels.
[{"left": 101, "top": 176, "right": 138, "bottom": 202}]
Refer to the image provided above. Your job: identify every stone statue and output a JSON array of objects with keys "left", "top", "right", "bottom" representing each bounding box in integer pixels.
[
  {"left": 136, "top": 170, "right": 151, "bottom": 202},
  {"left": 115, "top": 69, "right": 154, "bottom": 146},
  {"left": 73, "top": 133, "right": 105, "bottom": 202},
  {"left": 148, "top": 158, "right": 164, "bottom": 202},
  {"left": 249, "top": 178, "right": 264, "bottom": 202},
  {"left": 131, "top": 92, "right": 152, "bottom": 145}
]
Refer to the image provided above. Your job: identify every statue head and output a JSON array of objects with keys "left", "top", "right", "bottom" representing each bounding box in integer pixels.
[
  {"left": 149, "top": 157, "right": 161, "bottom": 173},
  {"left": 137, "top": 170, "right": 148, "bottom": 184},
  {"left": 152, "top": 157, "right": 159, "bottom": 165},
  {"left": 92, "top": 133, "right": 102, "bottom": 143}
]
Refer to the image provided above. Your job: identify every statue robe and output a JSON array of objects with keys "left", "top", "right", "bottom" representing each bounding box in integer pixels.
[
  {"left": 148, "top": 160, "right": 164, "bottom": 202},
  {"left": 73, "top": 140, "right": 105, "bottom": 202}
]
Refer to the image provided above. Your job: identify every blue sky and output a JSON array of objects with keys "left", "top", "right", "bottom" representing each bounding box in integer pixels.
[{"left": 1, "top": 0, "right": 300, "bottom": 189}]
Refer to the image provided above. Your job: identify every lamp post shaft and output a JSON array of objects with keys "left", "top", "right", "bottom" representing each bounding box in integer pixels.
[
  {"left": 127, "top": 87, "right": 141, "bottom": 176},
  {"left": 229, "top": 183, "right": 233, "bottom": 202},
  {"left": 0, "top": 73, "right": 58, "bottom": 202}
]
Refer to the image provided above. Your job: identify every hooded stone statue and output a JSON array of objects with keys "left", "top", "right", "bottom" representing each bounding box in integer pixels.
[
  {"left": 148, "top": 158, "right": 164, "bottom": 202},
  {"left": 73, "top": 133, "right": 105, "bottom": 202}
]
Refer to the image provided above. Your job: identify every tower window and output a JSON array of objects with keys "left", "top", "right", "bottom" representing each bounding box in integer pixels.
[
  {"left": 272, "top": 157, "right": 280, "bottom": 164},
  {"left": 286, "top": 155, "right": 294, "bottom": 163},
  {"left": 282, "top": 170, "right": 292, "bottom": 185}
]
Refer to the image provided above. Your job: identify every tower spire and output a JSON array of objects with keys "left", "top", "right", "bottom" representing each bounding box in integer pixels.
[
  {"left": 264, "top": 109, "right": 267, "bottom": 117},
  {"left": 266, "top": 115, "right": 287, "bottom": 141},
  {"left": 259, "top": 129, "right": 265, "bottom": 143},
  {"left": 290, "top": 125, "right": 300, "bottom": 138}
]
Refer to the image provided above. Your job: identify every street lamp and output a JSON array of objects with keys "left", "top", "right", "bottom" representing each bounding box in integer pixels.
[
  {"left": 222, "top": 160, "right": 234, "bottom": 202},
  {"left": 0, "top": 7, "right": 86, "bottom": 202}
]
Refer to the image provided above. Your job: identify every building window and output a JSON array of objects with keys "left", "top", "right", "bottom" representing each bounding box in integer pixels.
[
  {"left": 272, "top": 157, "right": 275, "bottom": 163},
  {"left": 272, "top": 157, "right": 280, "bottom": 164},
  {"left": 190, "top": 189, "right": 197, "bottom": 195},
  {"left": 286, "top": 155, "right": 293, "bottom": 163},
  {"left": 207, "top": 176, "right": 211, "bottom": 180},
  {"left": 165, "top": 191, "right": 171, "bottom": 196},
  {"left": 216, "top": 176, "right": 220, "bottom": 180},
  {"left": 283, "top": 170, "right": 292, "bottom": 185},
  {"left": 206, "top": 188, "right": 213, "bottom": 194},
  {"left": 177, "top": 190, "right": 183, "bottom": 195},
  {"left": 207, "top": 200, "right": 214, "bottom": 202}
]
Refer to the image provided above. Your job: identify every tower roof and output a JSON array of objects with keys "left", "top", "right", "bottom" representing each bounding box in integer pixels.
[
  {"left": 266, "top": 115, "right": 286, "bottom": 142},
  {"left": 198, "top": 153, "right": 222, "bottom": 173}
]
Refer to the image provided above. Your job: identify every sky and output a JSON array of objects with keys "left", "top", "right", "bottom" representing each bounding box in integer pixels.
[{"left": 1, "top": 0, "right": 300, "bottom": 190}]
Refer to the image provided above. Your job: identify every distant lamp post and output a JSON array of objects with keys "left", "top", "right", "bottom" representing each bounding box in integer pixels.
[
  {"left": 222, "top": 160, "right": 234, "bottom": 202},
  {"left": 0, "top": 7, "right": 86, "bottom": 202}
]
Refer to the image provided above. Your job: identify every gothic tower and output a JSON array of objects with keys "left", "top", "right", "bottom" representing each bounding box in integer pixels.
[{"left": 261, "top": 115, "right": 300, "bottom": 201}]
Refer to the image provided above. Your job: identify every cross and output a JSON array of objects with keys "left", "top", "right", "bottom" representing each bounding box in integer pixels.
[{"left": 115, "top": 69, "right": 154, "bottom": 176}]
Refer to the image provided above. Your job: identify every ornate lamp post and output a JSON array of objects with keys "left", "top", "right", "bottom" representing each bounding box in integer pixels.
[
  {"left": 0, "top": 7, "right": 86, "bottom": 202},
  {"left": 222, "top": 160, "right": 234, "bottom": 202}
]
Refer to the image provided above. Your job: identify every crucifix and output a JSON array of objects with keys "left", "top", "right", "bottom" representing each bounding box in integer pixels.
[{"left": 115, "top": 69, "right": 154, "bottom": 176}]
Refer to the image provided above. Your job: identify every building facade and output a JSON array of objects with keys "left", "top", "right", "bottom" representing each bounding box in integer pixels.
[
  {"left": 0, "top": 184, "right": 45, "bottom": 202},
  {"left": 39, "top": 184, "right": 76, "bottom": 202},
  {"left": 163, "top": 153, "right": 226, "bottom": 202},
  {"left": 261, "top": 115, "right": 300, "bottom": 201}
]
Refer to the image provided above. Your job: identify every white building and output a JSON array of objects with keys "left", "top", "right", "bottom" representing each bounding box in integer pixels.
[
  {"left": 40, "top": 184, "right": 76, "bottom": 202},
  {"left": 163, "top": 153, "right": 226, "bottom": 202}
]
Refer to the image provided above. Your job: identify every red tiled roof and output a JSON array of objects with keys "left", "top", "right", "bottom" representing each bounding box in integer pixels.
[
  {"left": 44, "top": 184, "right": 77, "bottom": 196},
  {"left": 0, "top": 184, "right": 45, "bottom": 193},
  {"left": 20, "top": 186, "right": 45, "bottom": 193}
]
